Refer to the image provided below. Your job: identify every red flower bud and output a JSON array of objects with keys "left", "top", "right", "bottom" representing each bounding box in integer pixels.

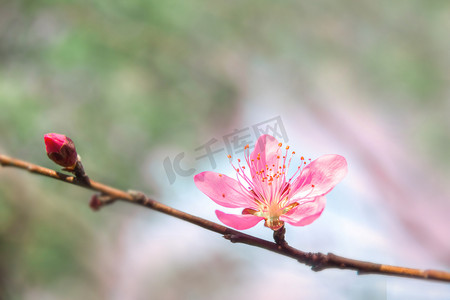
[
  {"left": 89, "top": 194, "right": 102, "bottom": 211},
  {"left": 44, "top": 133, "right": 78, "bottom": 169}
]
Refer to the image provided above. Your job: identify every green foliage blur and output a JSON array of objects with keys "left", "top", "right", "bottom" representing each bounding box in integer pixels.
[{"left": 0, "top": 1, "right": 449, "bottom": 299}]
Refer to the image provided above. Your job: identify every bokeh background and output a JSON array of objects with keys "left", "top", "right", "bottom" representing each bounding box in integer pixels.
[{"left": 1, "top": 1, "right": 449, "bottom": 299}]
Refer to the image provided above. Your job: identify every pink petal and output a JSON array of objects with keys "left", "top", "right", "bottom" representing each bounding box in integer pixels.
[
  {"left": 194, "top": 171, "right": 255, "bottom": 208},
  {"left": 250, "top": 135, "right": 281, "bottom": 177},
  {"left": 44, "top": 133, "right": 67, "bottom": 152},
  {"left": 280, "top": 196, "right": 326, "bottom": 226},
  {"left": 290, "top": 154, "right": 347, "bottom": 199},
  {"left": 215, "top": 210, "right": 264, "bottom": 230}
]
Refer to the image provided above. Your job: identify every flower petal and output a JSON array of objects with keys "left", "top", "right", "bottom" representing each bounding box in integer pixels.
[
  {"left": 250, "top": 134, "right": 281, "bottom": 177},
  {"left": 216, "top": 210, "right": 264, "bottom": 230},
  {"left": 290, "top": 154, "right": 347, "bottom": 199},
  {"left": 280, "top": 196, "right": 326, "bottom": 226},
  {"left": 194, "top": 171, "right": 255, "bottom": 208}
]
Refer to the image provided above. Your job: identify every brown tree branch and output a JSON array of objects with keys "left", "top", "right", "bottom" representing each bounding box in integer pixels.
[{"left": 1, "top": 153, "right": 449, "bottom": 283}]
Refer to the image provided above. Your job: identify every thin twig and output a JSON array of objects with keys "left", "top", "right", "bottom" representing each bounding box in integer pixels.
[{"left": 1, "top": 153, "right": 449, "bottom": 283}]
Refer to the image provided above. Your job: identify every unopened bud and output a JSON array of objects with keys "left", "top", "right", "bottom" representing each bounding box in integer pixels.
[
  {"left": 89, "top": 194, "right": 102, "bottom": 211},
  {"left": 44, "top": 133, "right": 78, "bottom": 169}
]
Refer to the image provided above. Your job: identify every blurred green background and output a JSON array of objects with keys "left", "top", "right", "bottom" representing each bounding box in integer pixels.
[{"left": 1, "top": 1, "right": 449, "bottom": 299}]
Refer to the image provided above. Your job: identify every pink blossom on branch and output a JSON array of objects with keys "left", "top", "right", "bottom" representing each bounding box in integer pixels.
[
  {"left": 194, "top": 134, "right": 347, "bottom": 231},
  {"left": 44, "top": 133, "right": 78, "bottom": 170}
]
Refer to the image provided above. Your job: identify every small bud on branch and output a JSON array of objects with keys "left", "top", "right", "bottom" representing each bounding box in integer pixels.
[
  {"left": 44, "top": 133, "right": 90, "bottom": 186},
  {"left": 44, "top": 133, "right": 78, "bottom": 170}
]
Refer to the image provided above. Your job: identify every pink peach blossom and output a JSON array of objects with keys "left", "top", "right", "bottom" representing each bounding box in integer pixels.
[{"left": 194, "top": 134, "right": 347, "bottom": 231}]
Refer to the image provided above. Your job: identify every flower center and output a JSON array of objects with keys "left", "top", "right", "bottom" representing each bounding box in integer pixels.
[{"left": 243, "top": 194, "right": 299, "bottom": 230}]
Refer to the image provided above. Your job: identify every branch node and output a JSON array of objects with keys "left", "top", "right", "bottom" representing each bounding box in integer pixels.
[
  {"left": 273, "top": 225, "right": 288, "bottom": 247},
  {"left": 71, "top": 160, "right": 90, "bottom": 186},
  {"left": 128, "top": 190, "right": 147, "bottom": 203},
  {"left": 301, "top": 252, "right": 329, "bottom": 271},
  {"left": 223, "top": 234, "right": 240, "bottom": 243}
]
